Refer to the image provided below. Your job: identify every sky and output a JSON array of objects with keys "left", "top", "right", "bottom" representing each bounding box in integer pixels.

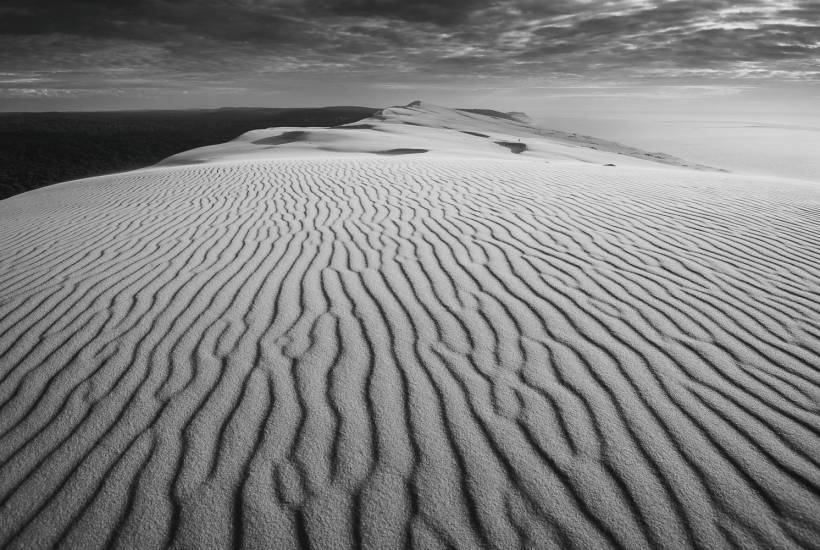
[
  {"left": 0, "top": 0, "right": 818, "bottom": 112},
  {"left": 2, "top": 0, "right": 820, "bottom": 180}
]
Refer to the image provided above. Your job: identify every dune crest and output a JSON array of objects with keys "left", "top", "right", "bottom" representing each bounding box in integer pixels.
[
  {"left": 159, "top": 102, "right": 719, "bottom": 171},
  {"left": 1, "top": 104, "right": 819, "bottom": 549}
]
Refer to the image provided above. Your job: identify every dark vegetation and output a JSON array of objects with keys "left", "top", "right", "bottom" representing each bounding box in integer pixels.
[
  {"left": 375, "top": 148, "right": 429, "bottom": 155},
  {"left": 0, "top": 106, "right": 376, "bottom": 200},
  {"left": 496, "top": 141, "right": 527, "bottom": 154},
  {"left": 460, "top": 108, "right": 521, "bottom": 122},
  {"left": 251, "top": 130, "right": 308, "bottom": 145}
]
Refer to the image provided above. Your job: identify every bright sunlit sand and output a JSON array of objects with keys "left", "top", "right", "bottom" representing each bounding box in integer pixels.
[{"left": 1, "top": 103, "right": 819, "bottom": 549}]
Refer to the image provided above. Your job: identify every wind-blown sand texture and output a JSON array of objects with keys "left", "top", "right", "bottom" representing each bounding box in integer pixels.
[{"left": 1, "top": 103, "right": 819, "bottom": 549}]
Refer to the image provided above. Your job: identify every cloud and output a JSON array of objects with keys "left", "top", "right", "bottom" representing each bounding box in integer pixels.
[
  {"left": 0, "top": 0, "right": 817, "bottom": 104},
  {"left": 315, "top": 0, "right": 493, "bottom": 25},
  {"left": 0, "top": 0, "right": 316, "bottom": 44}
]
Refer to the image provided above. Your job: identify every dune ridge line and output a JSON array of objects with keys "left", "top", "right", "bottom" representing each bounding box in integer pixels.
[{"left": 0, "top": 104, "right": 818, "bottom": 549}]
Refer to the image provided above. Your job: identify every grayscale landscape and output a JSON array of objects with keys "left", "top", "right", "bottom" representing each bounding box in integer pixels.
[{"left": 1, "top": 1, "right": 818, "bottom": 549}]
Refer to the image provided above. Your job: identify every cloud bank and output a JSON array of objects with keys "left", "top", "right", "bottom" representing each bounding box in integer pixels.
[{"left": 1, "top": 0, "right": 818, "bottom": 106}]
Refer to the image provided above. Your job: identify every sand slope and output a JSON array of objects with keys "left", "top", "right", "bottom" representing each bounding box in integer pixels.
[
  {"left": 1, "top": 105, "right": 819, "bottom": 549},
  {"left": 158, "top": 101, "right": 719, "bottom": 171}
]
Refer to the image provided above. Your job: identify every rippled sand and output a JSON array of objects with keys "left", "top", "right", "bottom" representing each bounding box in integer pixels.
[{"left": 1, "top": 105, "right": 818, "bottom": 549}]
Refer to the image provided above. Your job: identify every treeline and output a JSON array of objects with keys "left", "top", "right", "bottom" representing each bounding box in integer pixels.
[{"left": 0, "top": 106, "right": 377, "bottom": 201}]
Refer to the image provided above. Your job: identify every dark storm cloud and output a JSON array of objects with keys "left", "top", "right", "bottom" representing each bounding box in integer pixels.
[
  {"left": 0, "top": 0, "right": 818, "bottom": 100},
  {"left": 315, "top": 0, "right": 492, "bottom": 25},
  {"left": 0, "top": 0, "right": 312, "bottom": 43}
]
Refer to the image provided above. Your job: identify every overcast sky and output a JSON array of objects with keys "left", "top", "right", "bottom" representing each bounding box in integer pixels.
[{"left": 1, "top": 0, "right": 818, "bottom": 111}]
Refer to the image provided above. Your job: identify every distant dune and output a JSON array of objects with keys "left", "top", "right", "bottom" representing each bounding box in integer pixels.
[
  {"left": 1, "top": 103, "right": 818, "bottom": 549},
  {"left": 158, "top": 102, "right": 720, "bottom": 171}
]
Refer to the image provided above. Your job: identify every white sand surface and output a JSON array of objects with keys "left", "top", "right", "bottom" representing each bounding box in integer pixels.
[
  {"left": 158, "top": 101, "right": 719, "bottom": 170},
  {"left": 1, "top": 103, "right": 819, "bottom": 549}
]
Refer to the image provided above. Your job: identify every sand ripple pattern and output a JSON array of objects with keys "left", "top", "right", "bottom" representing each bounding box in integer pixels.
[{"left": 0, "top": 159, "right": 819, "bottom": 549}]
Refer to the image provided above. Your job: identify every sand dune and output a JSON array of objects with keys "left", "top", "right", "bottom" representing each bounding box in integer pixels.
[
  {"left": 157, "top": 101, "right": 719, "bottom": 171},
  {"left": 1, "top": 104, "right": 819, "bottom": 549}
]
